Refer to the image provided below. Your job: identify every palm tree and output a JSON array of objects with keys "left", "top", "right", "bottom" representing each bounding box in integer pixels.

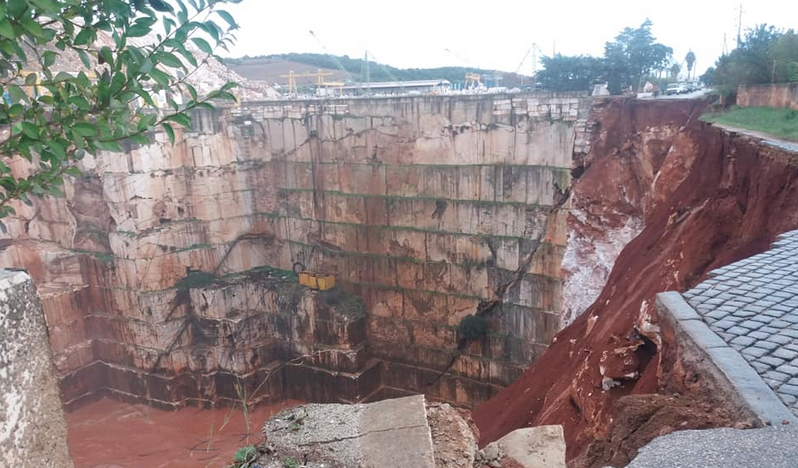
[{"left": 685, "top": 51, "right": 696, "bottom": 80}]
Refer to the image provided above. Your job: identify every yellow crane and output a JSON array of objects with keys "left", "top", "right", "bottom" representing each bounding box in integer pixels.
[
  {"left": 280, "top": 69, "right": 343, "bottom": 95},
  {"left": 464, "top": 73, "right": 482, "bottom": 89}
]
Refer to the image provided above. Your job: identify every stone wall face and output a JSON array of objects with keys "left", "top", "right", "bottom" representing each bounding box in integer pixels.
[
  {"left": 737, "top": 82, "right": 798, "bottom": 110},
  {"left": 1, "top": 93, "right": 585, "bottom": 408},
  {"left": 0, "top": 270, "right": 74, "bottom": 468}
]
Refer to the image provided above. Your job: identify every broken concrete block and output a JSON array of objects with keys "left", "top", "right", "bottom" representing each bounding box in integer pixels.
[{"left": 489, "top": 425, "right": 566, "bottom": 468}]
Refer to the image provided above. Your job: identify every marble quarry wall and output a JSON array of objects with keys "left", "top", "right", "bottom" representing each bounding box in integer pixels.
[{"left": 0, "top": 93, "right": 587, "bottom": 409}]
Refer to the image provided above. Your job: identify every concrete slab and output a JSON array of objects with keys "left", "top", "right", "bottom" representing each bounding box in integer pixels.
[{"left": 259, "top": 395, "right": 435, "bottom": 468}]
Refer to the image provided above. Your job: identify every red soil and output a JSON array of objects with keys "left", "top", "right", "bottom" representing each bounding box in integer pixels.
[{"left": 473, "top": 97, "right": 798, "bottom": 465}]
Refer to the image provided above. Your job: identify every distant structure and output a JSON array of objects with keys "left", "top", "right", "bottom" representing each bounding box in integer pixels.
[{"left": 340, "top": 79, "right": 451, "bottom": 96}]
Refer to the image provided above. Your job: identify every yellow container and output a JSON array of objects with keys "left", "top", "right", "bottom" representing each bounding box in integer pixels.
[
  {"left": 298, "top": 272, "right": 335, "bottom": 290},
  {"left": 316, "top": 275, "right": 335, "bottom": 291}
]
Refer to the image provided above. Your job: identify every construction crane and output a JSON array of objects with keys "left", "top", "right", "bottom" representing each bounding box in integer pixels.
[
  {"left": 279, "top": 69, "right": 344, "bottom": 96},
  {"left": 515, "top": 43, "right": 544, "bottom": 85},
  {"left": 308, "top": 30, "right": 359, "bottom": 84},
  {"left": 464, "top": 73, "right": 482, "bottom": 89},
  {"left": 444, "top": 48, "right": 500, "bottom": 89}
]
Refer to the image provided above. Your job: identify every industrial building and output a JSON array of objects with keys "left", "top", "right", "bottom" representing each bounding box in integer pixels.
[{"left": 340, "top": 79, "right": 451, "bottom": 96}]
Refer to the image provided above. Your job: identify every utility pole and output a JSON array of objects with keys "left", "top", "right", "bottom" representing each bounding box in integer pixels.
[
  {"left": 364, "top": 51, "right": 371, "bottom": 94},
  {"left": 736, "top": 4, "right": 743, "bottom": 48}
]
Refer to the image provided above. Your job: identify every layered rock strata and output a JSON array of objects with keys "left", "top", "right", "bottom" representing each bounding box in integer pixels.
[{"left": 1, "top": 93, "right": 583, "bottom": 408}]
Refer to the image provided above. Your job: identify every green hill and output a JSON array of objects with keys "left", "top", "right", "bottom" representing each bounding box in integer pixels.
[{"left": 225, "top": 53, "right": 524, "bottom": 87}]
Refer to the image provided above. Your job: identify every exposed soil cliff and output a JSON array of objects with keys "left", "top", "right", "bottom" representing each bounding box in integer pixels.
[{"left": 474, "top": 97, "right": 798, "bottom": 466}]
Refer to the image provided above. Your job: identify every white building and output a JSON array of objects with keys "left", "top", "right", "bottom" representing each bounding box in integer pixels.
[{"left": 341, "top": 79, "right": 451, "bottom": 96}]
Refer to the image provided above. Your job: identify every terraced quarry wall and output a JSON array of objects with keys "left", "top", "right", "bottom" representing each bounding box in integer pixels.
[{"left": 0, "top": 93, "right": 586, "bottom": 409}]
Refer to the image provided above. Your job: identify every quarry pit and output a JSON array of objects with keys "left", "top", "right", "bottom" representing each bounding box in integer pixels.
[{"left": 4, "top": 91, "right": 798, "bottom": 468}]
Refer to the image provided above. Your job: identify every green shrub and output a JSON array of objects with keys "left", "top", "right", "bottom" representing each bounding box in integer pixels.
[
  {"left": 231, "top": 445, "right": 257, "bottom": 468},
  {"left": 458, "top": 314, "right": 488, "bottom": 341}
]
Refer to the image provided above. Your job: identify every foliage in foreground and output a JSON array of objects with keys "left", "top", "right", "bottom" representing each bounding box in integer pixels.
[
  {"left": 701, "top": 106, "right": 798, "bottom": 142},
  {"left": 0, "top": 0, "right": 242, "bottom": 227}
]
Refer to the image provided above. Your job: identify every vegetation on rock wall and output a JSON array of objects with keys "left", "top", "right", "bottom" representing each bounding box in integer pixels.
[{"left": 0, "top": 0, "right": 241, "bottom": 229}]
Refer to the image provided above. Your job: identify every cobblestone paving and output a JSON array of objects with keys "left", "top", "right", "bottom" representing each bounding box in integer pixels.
[{"left": 683, "top": 230, "right": 798, "bottom": 416}]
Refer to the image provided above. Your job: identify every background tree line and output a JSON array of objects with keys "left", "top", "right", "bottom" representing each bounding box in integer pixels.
[
  {"left": 702, "top": 25, "right": 798, "bottom": 89},
  {"left": 536, "top": 19, "right": 673, "bottom": 94}
]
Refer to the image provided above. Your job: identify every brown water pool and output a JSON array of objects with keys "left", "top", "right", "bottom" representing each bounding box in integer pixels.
[{"left": 66, "top": 398, "right": 301, "bottom": 468}]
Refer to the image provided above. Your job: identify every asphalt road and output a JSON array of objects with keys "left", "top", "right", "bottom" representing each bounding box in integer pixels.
[{"left": 625, "top": 427, "right": 798, "bottom": 468}]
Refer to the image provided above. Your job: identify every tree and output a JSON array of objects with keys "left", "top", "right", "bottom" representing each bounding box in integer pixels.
[
  {"left": 685, "top": 51, "right": 696, "bottom": 79},
  {"left": 603, "top": 19, "right": 672, "bottom": 94},
  {"left": 700, "top": 66, "right": 715, "bottom": 85},
  {"left": 670, "top": 63, "right": 681, "bottom": 80},
  {"left": 536, "top": 54, "right": 604, "bottom": 92},
  {"left": 711, "top": 24, "right": 798, "bottom": 90},
  {"left": 0, "top": 0, "right": 242, "bottom": 228}
]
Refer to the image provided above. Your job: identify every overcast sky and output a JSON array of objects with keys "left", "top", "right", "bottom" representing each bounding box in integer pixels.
[{"left": 221, "top": 1, "right": 798, "bottom": 76}]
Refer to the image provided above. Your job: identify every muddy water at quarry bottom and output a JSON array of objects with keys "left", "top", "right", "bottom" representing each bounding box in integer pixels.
[{"left": 66, "top": 398, "right": 302, "bottom": 468}]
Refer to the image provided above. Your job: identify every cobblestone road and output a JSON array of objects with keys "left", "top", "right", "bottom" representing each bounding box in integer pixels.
[{"left": 683, "top": 230, "right": 798, "bottom": 416}]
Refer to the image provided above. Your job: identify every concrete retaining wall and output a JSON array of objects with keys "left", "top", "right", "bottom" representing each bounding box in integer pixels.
[
  {"left": 0, "top": 269, "right": 73, "bottom": 467},
  {"left": 737, "top": 83, "right": 798, "bottom": 110}
]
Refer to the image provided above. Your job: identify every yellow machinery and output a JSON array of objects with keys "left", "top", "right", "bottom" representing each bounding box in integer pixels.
[
  {"left": 280, "top": 69, "right": 341, "bottom": 95},
  {"left": 298, "top": 271, "right": 336, "bottom": 290},
  {"left": 464, "top": 73, "right": 482, "bottom": 89}
]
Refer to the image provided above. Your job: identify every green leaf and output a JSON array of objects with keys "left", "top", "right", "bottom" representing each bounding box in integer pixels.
[
  {"left": 185, "top": 83, "right": 198, "bottom": 100},
  {"left": 20, "top": 17, "right": 44, "bottom": 38},
  {"left": 64, "top": 166, "right": 83, "bottom": 177},
  {"left": 148, "top": 0, "right": 174, "bottom": 12},
  {"left": 69, "top": 95, "right": 91, "bottom": 111},
  {"left": 74, "top": 28, "right": 93, "bottom": 46},
  {"left": 137, "top": 113, "right": 157, "bottom": 131},
  {"left": 30, "top": 0, "right": 59, "bottom": 11},
  {"left": 0, "top": 18, "right": 14, "bottom": 40},
  {"left": 148, "top": 68, "right": 171, "bottom": 88},
  {"left": 20, "top": 122, "right": 39, "bottom": 139},
  {"left": 72, "top": 123, "right": 97, "bottom": 137},
  {"left": 216, "top": 10, "right": 237, "bottom": 29},
  {"left": 166, "top": 113, "right": 192, "bottom": 128},
  {"left": 53, "top": 72, "right": 74, "bottom": 83},
  {"left": 7, "top": 85, "right": 26, "bottom": 103},
  {"left": 191, "top": 37, "right": 213, "bottom": 55},
  {"left": 77, "top": 49, "right": 91, "bottom": 70},
  {"left": 163, "top": 17, "right": 175, "bottom": 35},
  {"left": 25, "top": 73, "right": 38, "bottom": 85},
  {"left": 127, "top": 24, "right": 151, "bottom": 37},
  {"left": 94, "top": 140, "right": 123, "bottom": 152},
  {"left": 48, "top": 141, "right": 66, "bottom": 160},
  {"left": 156, "top": 51, "right": 183, "bottom": 69},
  {"left": 43, "top": 50, "right": 56, "bottom": 68},
  {"left": 162, "top": 122, "right": 175, "bottom": 144}
]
